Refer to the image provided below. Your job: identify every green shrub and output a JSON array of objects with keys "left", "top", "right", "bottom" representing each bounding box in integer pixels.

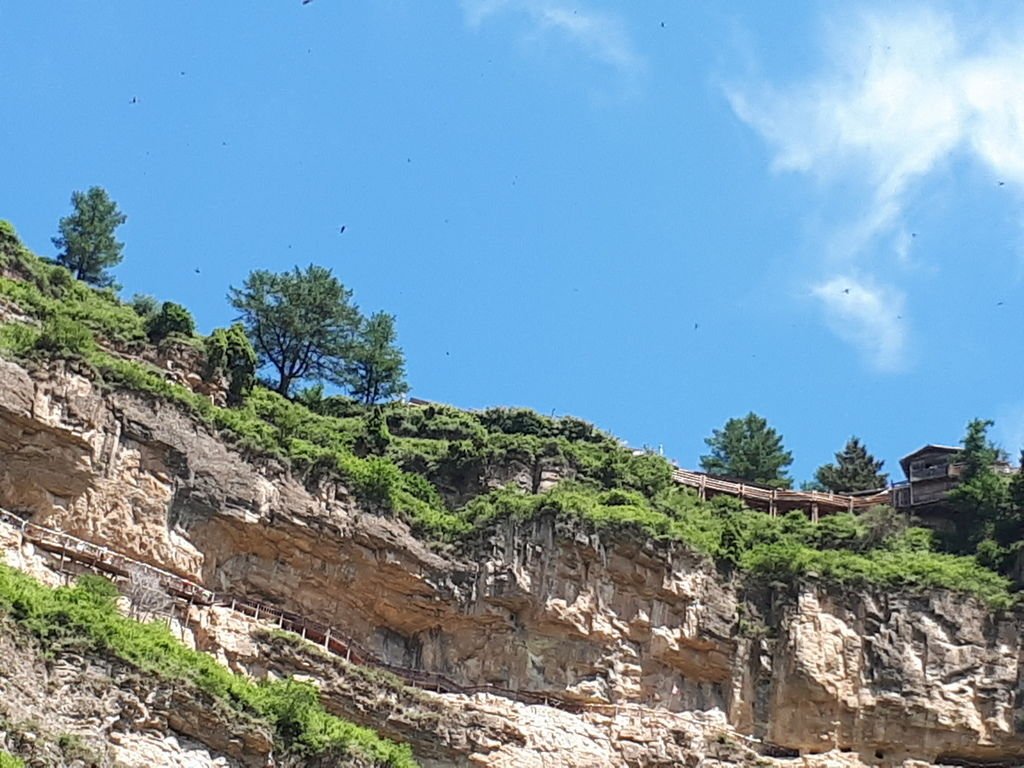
[
  {"left": 0, "top": 250, "right": 146, "bottom": 345},
  {"left": 0, "top": 219, "right": 24, "bottom": 266},
  {"left": 34, "top": 315, "right": 95, "bottom": 357},
  {"left": 146, "top": 301, "right": 196, "bottom": 343},
  {"left": 129, "top": 293, "right": 160, "bottom": 320},
  {"left": 204, "top": 324, "right": 257, "bottom": 405},
  {"left": 0, "top": 324, "right": 39, "bottom": 357},
  {"left": 0, "top": 751, "right": 24, "bottom": 768},
  {"left": 0, "top": 566, "right": 416, "bottom": 767},
  {"left": 38, "top": 264, "right": 74, "bottom": 298}
]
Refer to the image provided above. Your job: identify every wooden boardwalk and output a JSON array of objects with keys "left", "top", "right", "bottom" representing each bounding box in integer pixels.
[
  {"left": 0, "top": 505, "right": 872, "bottom": 756},
  {"left": 671, "top": 469, "right": 890, "bottom": 520},
  {"left": 0, "top": 508, "right": 588, "bottom": 711}
]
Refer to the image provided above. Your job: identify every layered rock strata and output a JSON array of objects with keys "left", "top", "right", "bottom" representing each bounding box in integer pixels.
[{"left": 0, "top": 358, "right": 1021, "bottom": 766}]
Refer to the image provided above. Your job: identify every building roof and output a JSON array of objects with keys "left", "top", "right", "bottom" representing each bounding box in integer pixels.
[{"left": 899, "top": 444, "right": 960, "bottom": 475}]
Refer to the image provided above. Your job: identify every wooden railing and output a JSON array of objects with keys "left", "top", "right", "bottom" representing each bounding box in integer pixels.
[
  {"left": 0, "top": 508, "right": 602, "bottom": 712},
  {"left": 671, "top": 469, "right": 891, "bottom": 518},
  {"left": 0, "top": 506, "right": 800, "bottom": 754}
]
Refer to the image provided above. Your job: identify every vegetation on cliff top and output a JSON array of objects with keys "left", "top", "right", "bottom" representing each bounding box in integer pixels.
[
  {"left": 0, "top": 217, "right": 1018, "bottom": 607},
  {"left": 0, "top": 565, "right": 417, "bottom": 767}
]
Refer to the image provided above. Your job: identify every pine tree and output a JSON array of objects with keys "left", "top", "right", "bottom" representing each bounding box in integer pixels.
[
  {"left": 334, "top": 311, "right": 409, "bottom": 405},
  {"left": 228, "top": 264, "right": 361, "bottom": 397},
  {"left": 700, "top": 412, "right": 793, "bottom": 488},
  {"left": 814, "top": 437, "right": 888, "bottom": 493},
  {"left": 948, "top": 419, "right": 1012, "bottom": 556},
  {"left": 52, "top": 187, "right": 126, "bottom": 287}
]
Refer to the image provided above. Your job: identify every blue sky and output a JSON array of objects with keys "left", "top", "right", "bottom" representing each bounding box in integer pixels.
[{"left": 2, "top": 1, "right": 1022, "bottom": 484}]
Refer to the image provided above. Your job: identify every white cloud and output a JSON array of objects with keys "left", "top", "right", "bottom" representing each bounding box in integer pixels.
[
  {"left": 728, "top": 6, "right": 1024, "bottom": 365},
  {"left": 811, "top": 275, "right": 907, "bottom": 372},
  {"left": 461, "top": 0, "right": 643, "bottom": 76}
]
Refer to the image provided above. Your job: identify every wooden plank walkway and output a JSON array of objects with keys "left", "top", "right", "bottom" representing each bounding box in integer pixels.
[
  {"left": 0, "top": 505, "right": 807, "bottom": 754},
  {"left": 0, "top": 508, "right": 581, "bottom": 711},
  {"left": 671, "top": 469, "right": 891, "bottom": 519}
]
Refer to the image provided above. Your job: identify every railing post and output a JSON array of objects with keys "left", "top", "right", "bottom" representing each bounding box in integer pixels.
[
  {"left": 324, "top": 627, "right": 331, "bottom": 650},
  {"left": 253, "top": 604, "right": 260, "bottom": 621}
]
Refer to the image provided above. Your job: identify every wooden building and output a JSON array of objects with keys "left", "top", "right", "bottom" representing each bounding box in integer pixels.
[{"left": 891, "top": 444, "right": 962, "bottom": 510}]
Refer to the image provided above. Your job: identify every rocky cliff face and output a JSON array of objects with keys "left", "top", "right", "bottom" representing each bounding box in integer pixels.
[
  {"left": 0, "top": 618, "right": 277, "bottom": 768},
  {"left": 0, "top": 357, "right": 1021, "bottom": 767}
]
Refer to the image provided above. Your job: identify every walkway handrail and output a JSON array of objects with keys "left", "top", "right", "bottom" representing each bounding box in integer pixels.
[
  {"left": 0, "top": 507, "right": 588, "bottom": 713},
  {"left": 671, "top": 469, "right": 891, "bottom": 514},
  {"left": 0, "top": 505, "right": 801, "bottom": 754}
]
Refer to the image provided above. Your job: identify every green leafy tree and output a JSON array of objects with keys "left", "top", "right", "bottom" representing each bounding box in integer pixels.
[
  {"left": 700, "top": 412, "right": 793, "bottom": 488},
  {"left": 204, "top": 323, "right": 257, "bottom": 405},
  {"left": 228, "top": 264, "right": 361, "bottom": 397},
  {"left": 814, "top": 436, "right": 888, "bottom": 492},
  {"left": 333, "top": 311, "right": 409, "bottom": 405},
  {"left": 51, "top": 187, "right": 126, "bottom": 287}
]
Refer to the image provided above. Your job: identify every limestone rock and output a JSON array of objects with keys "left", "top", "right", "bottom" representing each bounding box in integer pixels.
[{"left": 0, "top": 358, "right": 1021, "bottom": 766}]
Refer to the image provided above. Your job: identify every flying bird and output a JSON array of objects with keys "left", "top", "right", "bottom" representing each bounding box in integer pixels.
[
  {"left": 997, "top": 301, "right": 1004, "bottom": 306},
  {"left": 339, "top": 225, "right": 346, "bottom": 234},
  {"left": 998, "top": 181, "right": 1006, "bottom": 186},
  {"left": 130, "top": 97, "right": 138, "bottom": 104},
  {"left": 842, "top": 288, "right": 850, "bottom": 294},
  {"left": 194, "top": 268, "right": 200, "bottom": 274}
]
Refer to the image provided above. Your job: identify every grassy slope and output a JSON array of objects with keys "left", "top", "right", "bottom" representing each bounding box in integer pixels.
[
  {"left": 0, "top": 221, "right": 1015, "bottom": 608},
  {"left": 0, "top": 564, "right": 416, "bottom": 767}
]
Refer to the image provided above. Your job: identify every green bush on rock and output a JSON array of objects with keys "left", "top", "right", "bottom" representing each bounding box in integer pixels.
[{"left": 0, "top": 566, "right": 416, "bottom": 767}]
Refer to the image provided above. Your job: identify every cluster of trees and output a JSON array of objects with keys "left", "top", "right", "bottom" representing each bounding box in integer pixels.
[
  {"left": 228, "top": 265, "right": 407, "bottom": 403},
  {"left": 50, "top": 187, "right": 409, "bottom": 405},
  {"left": 701, "top": 412, "right": 1024, "bottom": 579},
  {"left": 39, "top": 186, "right": 1024, "bottom": 578},
  {"left": 700, "top": 411, "right": 888, "bottom": 493},
  {"left": 946, "top": 419, "right": 1024, "bottom": 575}
]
